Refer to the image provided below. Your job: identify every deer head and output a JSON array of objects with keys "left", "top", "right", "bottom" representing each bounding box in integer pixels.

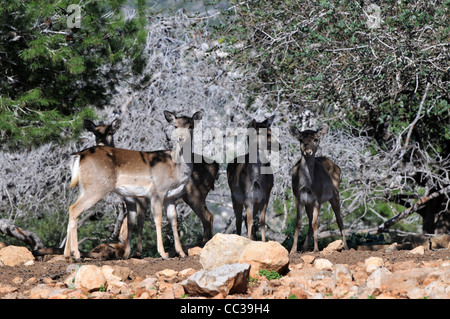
[
  {"left": 84, "top": 119, "right": 121, "bottom": 147},
  {"left": 289, "top": 125, "right": 327, "bottom": 158}
]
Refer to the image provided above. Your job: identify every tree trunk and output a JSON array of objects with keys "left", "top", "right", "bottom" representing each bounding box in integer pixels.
[
  {"left": 0, "top": 219, "right": 45, "bottom": 251},
  {"left": 377, "top": 185, "right": 450, "bottom": 234}
]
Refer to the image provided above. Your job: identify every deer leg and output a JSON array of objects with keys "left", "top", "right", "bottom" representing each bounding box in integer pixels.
[
  {"left": 183, "top": 193, "right": 213, "bottom": 244},
  {"left": 231, "top": 196, "right": 244, "bottom": 236},
  {"left": 124, "top": 199, "right": 137, "bottom": 259},
  {"left": 330, "top": 193, "right": 348, "bottom": 249},
  {"left": 151, "top": 196, "right": 168, "bottom": 259},
  {"left": 246, "top": 203, "right": 254, "bottom": 240},
  {"left": 64, "top": 193, "right": 105, "bottom": 259},
  {"left": 260, "top": 202, "right": 268, "bottom": 242},
  {"left": 118, "top": 215, "right": 128, "bottom": 245},
  {"left": 165, "top": 201, "right": 186, "bottom": 258},
  {"left": 312, "top": 202, "right": 321, "bottom": 252},
  {"left": 302, "top": 203, "right": 314, "bottom": 252},
  {"left": 136, "top": 198, "right": 147, "bottom": 257},
  {"left": 290, "top": 199, "right": 304, "bottom": 254},
  {"left": 111, "top": 201, "right": 127, "bottom": 243}
]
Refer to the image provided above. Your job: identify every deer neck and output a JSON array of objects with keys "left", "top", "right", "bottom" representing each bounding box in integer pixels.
[
  {"left": 301, "top": 154, "right": 316, "bottom": 186},
  {"left": 171, "top": 140, "right": 193, "bottom": 180}
]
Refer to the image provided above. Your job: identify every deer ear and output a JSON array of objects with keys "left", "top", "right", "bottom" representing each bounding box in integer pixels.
[
  {"left": 248, "top": 119, "right": 257, "bottom": 128},
  {"left": 111, "top": 119, "right": 121, "bottom": 133},
  {"left": 84, "top": 119, "right": 96, "bottom": 132},
  {"left": 289, "top": 126, "right": 302, "bottom": 140},
  {"left": 164, "top": 111, "right": 176, "bottom": 124},
  {"left": 263, "top": 115, "right": 276, "bottom": 127},
  {"left": 192, "top": 111, "right": 203, "bottom": 121}
]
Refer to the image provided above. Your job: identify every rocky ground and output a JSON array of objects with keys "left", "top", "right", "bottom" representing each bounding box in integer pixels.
[{"left": 0, "top": 235, "right": 449, "bottom": 300}]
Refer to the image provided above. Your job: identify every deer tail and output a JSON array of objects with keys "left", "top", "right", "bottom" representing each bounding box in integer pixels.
[{"left": 69, "top": 155, "right": 80, "bottom": 189}]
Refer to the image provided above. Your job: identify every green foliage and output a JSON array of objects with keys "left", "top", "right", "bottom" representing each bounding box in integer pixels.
[
  {"left": 217, "top": 0, "right": 449, "bottom": 155},
  {"left": 259, "top": 269, "right": 282, "bottom": 280},
  {"left": 0, "top": 0, "right": 147, "bottom": 148}
]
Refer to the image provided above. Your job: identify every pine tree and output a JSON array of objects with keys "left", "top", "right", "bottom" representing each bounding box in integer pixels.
[{"left": 0, "top": 0, "right": 147, "bottom": 148}]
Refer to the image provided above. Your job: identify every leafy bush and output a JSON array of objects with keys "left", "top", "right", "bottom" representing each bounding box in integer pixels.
[
  {"left": 0, "top": 0, "right": 147, "bottom": 148},
  {"left": 259, "top": 269, "right": 282, "bottom": 280}
]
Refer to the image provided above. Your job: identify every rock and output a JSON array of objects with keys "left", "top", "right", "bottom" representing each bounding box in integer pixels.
[
  {"left": 101, "top": 265, "right": 122, "bottom": 285},
  {"left": 188, "top": 247, "right": 202, "bottom": 256},
  {"left": 238, "top": 241, "right": 289, "bottom": 277},
  {"left": 138, "top": 277, "right": 158, "bottom": 291},
  {"left": 301, "top": 255, "right": 316, "bottom": 264},
  {"left": 0, "top": 246, "right": 34, "bottom": 267},
  {"left": 410, "top": 246, "right": 425, "bottom": 255},
  {"left": 364, "top": 257, "right": 384, "bottom": 273},
  {"left": 66, "top": 265, "right": 107, "bottom": 292},
  {"left": 321, "top": 240, "right": 344, "bottom": 255},
  {"left": 200, "top": 233, "right": 251, "bottom": 270},
  {"left": 0, "top": 284, "right": 18, "bottom": 294},
  {"left": 173, "top": 283, "right": 185, "bottom": 299},
  {"left": 289, "top": 287, "right": 309, "bottom": 299},
  {"left": 366, "top": 267, "right": 391, "bottom": 289},
  {"left": 200, "top": 234, "right": 289, "bottom": 277},
  {"left": 156, "top": 268, "right": 179, "bottom": 283},
  {"left": 28, "top": 284, "right": 54, "bottom": 299},
  {"left": 178, "top": 268, "right": 197, "bottom": 278},
  {"left": 385, "top": 242, "right": 398, "bottom": 252},
  {"left": 181, "top": 263, "right": 251, "bottom": 297},
  {"left": 333, "top": 264, "right": 353, "bottom": 285},
  {"left": 251, "top": 280, "right": 273, "bottom": 298},
  {"left": 313, "top": 258, "right": 333, "bottom": 271}
]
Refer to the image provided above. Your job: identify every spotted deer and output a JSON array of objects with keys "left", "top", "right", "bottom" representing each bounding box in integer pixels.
[
  {"left": 65, "top": 111, "right": 201, "bottom": 259},
  {"left": 83, "top": 119, "right": 148, "bottom": 258},
  {"left": 289, "top": 125, "right": 348, "bottom": 253},
  {"left": 227, "top": 116, "right": 276, "bottom": 241},
  {"left": 84, "top": 118, "right": 219, "bottom": 258}
]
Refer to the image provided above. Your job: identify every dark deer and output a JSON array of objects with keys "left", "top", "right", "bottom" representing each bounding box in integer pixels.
[
  {"left": 66, "top": 111, "right": 201, "bottom": 259},
  {"left": 289, "top": 125, "right": 348, "bottom": 253},
  {"left": 227, "top": 115, "right": 276, "bottom": 241}
]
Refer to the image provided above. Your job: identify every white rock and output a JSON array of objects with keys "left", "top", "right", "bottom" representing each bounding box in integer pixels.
[
  {"left": 313, "top": 258, "right": 333, "bottom": 271},
  {"left": 200, "top": 233, "right": 251, "bottom": 270},
  {"left": 181, "top": 263, "right": 251, "bottom": 297},
  {"left": 364, "top": 257, "right": 384, "bottom": 273}
]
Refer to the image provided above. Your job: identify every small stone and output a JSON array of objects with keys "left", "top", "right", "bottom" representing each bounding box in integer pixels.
[
  {"left": 364, "top": 257, "right": 384, "bottom": 273},
  {"left": 321, "top": 240, "right": 344, "bottom": 255},
  {"left": 188, "top": 247, "right": 202, "bottom": 256},
  {"left": 410, "top": 246, "right": 425, "bottom": 255},
  {"left": 301, "top": 255, "right": 316, "bottom": 264},
  {"left": 313, "top": 258, "right": 333, "bottom": 271}
]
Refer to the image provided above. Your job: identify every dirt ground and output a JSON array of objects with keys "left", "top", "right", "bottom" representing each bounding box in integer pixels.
[{"left": 1, "top": 248, "right": 449, "bottom": 296}]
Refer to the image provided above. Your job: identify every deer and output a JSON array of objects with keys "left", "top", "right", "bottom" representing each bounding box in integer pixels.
[
  {"left": 83, "top": 118, "right": 219, "bottom": 258},
  {"left": 65, "top": 110, "right": 202, "bottom": 260},
  {"left": 289, "top": 125, "right": 348, "bottom": 253},
  {"left": 227, "top": 115, "right": 276, "bottom": 241},
  {"left": 83, "top": 118, "right": 148, "bottom": 258}
]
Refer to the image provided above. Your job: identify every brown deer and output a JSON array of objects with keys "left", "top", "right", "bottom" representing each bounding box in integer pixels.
[
  {"left": 227, "top": 116, "right": 276, "bottom": 241},
  {"left": 65, "top": 110, "right": 201, "bottom": 260},
  {"left": 84, "top": 119, "right": 219, "bottom": 257},
  {"left": 84, "top": 119, "right": 148, "bottom": 258},
  {"left": 289, "top": 125, "right": 348, "bottom": 253}
]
